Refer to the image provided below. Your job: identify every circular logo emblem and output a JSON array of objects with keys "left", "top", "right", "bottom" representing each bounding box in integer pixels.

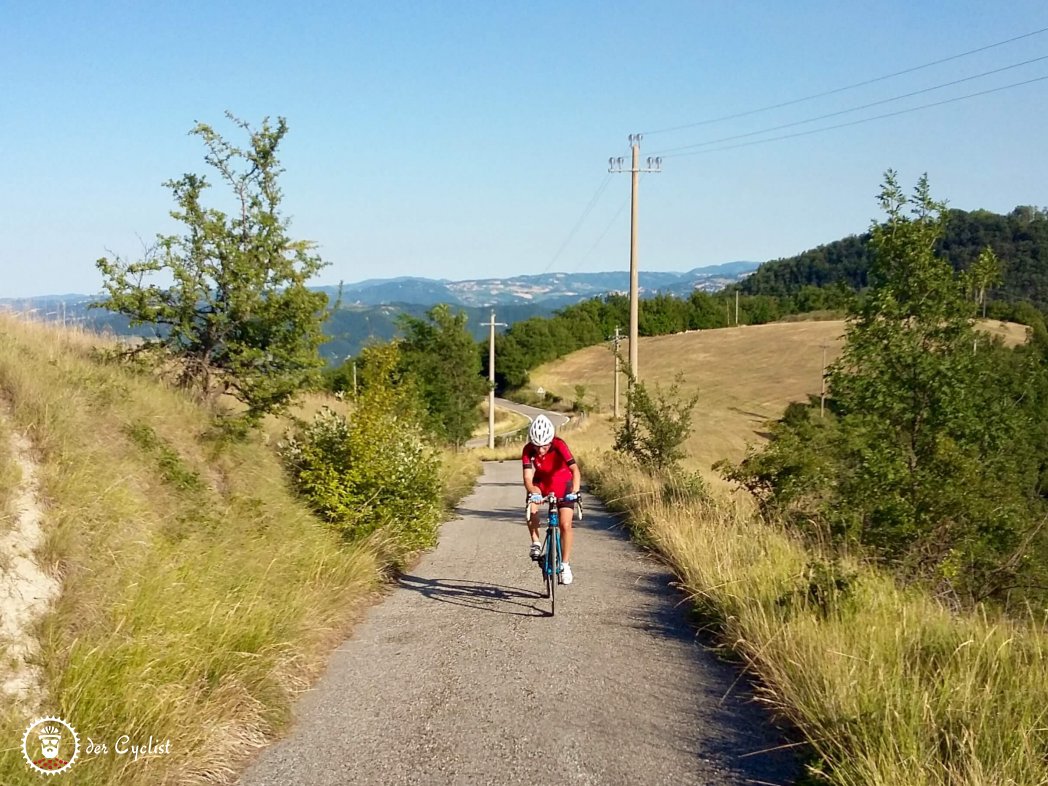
[{"left": 22, "top": 716, "right": 79, "bottom": 775}]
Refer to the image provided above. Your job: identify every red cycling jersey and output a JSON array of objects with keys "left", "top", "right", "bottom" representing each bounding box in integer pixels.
[{"left": 521, "top": 436, "right": 576, "bottom": 497}]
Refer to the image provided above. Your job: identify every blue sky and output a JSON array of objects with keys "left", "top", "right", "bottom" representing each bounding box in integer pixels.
[{"left": 3, "top": 1, "right": 1047, "bottom": 298}]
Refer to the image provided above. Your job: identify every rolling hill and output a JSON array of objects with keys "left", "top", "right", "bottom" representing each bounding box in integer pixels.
[
  {"left": 1, "top": 262, "right": 759, "bottom": 361},
  {"left": 529, "top": 319, "right": 1029, "bottom": 481},
  {"left": 739, "top": 206, "right": 1048, "bottom": 310}
]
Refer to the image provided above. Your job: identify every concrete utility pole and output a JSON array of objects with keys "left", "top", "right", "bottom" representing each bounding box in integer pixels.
[
  {"left": 612, "top": 326, "right": 621, "bottom": 419},
  {"left": 735, "top": 290, "right": 740, "bottom": 326},
  {"left": 820, "top": 343, "right": 830, "bottom": 418},
  {"left": 481, "top": 310, "right": 507, "bottom": 449},
  {"left": 609, "top": 135, "right": 661, "bottom": 386}
]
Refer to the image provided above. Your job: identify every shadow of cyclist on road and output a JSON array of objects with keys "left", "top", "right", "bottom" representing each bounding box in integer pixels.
[{"left": 396, "top": 574, "right": 548, "bottom": 617}]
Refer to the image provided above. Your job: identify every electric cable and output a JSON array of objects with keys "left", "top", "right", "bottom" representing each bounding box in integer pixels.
[
  {"left": 642, "top": 25, "right": 1048, "bottom": 136},
  {"left": 660, "top": 73, "right": 1048, "bottom": 158},
  {"left": 654, "top": 54, "right": 1048, "bottom": 156},
  {"left": 541, "top": 172, "right": 612, "bottom": 274}
]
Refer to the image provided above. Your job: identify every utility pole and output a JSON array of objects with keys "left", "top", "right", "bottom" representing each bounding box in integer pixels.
[
  {"left": 735, "top": 290, "right": 739, "bottom": 326},
  {"left": 820, "top": 343, "right": 830, "bottom": 418},
  {"left": 481, "top": 310, "right": 507, "bottom": 449},
  {"left": 609, "top": 134, "right": 661, "bottom": 386},
  {"left": 611, "top": 326, "right": 621, "bottom": 419}
]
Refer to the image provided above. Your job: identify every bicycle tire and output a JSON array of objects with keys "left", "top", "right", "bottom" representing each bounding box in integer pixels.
[
  {"left": 541, "top": 531, "right": 552, "bottom": 599},
  {"left": 548, "top": 544, "right": 556, "bottom": 615}
]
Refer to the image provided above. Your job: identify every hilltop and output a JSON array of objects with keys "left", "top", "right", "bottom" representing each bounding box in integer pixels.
[
  {"left": 739, "top": 205, "right": 1048, "bottom": 310},
  {"left": 529, "top": 318, "right": 1029, "bottom": 479},
  {"left": 315, "top": 260, "right": 759, "bottom": 307}
]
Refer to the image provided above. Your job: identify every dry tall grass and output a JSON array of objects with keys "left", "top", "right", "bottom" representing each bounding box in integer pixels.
[
  {"left": 472, "top": 400, "right": 530, "bottom": 438},
  {"left": 590, "top": 452, "right": 1048, "bottom": 785},
  {"left": 531, "top": 320, "right": 1027, "bottom": 483},
  {"left": 0, "top": 315, "right": 382, "bottom": 785}
]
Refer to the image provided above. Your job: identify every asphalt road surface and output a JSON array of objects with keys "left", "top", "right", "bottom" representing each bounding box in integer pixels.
[
  {"left": 466, "top": 398, "right": 570, "bottom": 448},
  {"left": 239, "top": 461, "right": 800, "bottom": 786}
]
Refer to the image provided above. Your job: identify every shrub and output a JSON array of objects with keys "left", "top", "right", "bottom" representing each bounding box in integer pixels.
[
  {"left": 613, "top": 369, "right": 698, "bottom": 472},
  {"left": 281, "top": 344, "right": 441, "bottom": 558}
]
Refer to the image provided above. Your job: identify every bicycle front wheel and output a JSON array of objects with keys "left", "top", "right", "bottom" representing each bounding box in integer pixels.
[{"left": 548, "top": 552, "right": 556, "bottom": 615}]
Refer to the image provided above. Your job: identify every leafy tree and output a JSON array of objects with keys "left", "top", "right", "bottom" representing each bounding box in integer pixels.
[
  {"left": 967, "top": 246, "right": 1003, "bottom": 318},
  {"left": 726, "top": 172, "right": 1048, "bottom": 605},
  {"left": 613, "top": 366, "right": 698, "bottom": 472},
  {"left": 95, "top": 113, "right": 329, "bottom": 420},
  {"left": 397, "top": 304, "right": 489, "bottom": 446}
]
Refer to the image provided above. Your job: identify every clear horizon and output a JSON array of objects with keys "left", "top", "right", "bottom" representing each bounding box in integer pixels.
[
  {"left": 0, "top": 259, "right": 762, "bottom": 301},
  {"left": 3, "top": 2, "right": 1047, "bottom": 298}
]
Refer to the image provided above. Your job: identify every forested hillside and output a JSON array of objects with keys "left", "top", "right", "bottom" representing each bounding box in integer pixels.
[{"left": 740, "top": 206, "right": 1048, "bottom": 309}]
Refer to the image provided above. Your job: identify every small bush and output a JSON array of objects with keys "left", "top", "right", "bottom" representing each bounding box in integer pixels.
[
  {"left": 613, "top": 370, "right": 698, "bottom": 472},
  {"left": 659, "top": 468, "right": 708, "bottom": 504},
  {"left": 281, "top": 344, "right": 442, "bottom": 559}
]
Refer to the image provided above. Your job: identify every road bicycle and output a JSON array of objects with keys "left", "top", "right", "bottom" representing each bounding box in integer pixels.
[{"left": 527, "top": 492, "right": 582, "bottom": 616}]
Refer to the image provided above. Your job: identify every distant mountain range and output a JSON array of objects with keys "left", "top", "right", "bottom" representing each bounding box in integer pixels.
[
  {"left": 0, "top": 261, "right": 759, "bottom": 360},
  {"left": 316, "top": 261, "right": 759, "bottom": 308}
]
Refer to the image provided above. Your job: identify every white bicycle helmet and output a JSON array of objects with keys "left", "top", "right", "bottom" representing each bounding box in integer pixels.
[{"left": 528, "top": 414, "right": 555, "bottom": 446}]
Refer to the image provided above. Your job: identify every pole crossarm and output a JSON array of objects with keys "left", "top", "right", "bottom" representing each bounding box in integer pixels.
[{"left": 606, "top": 133, "right": 662, "bottom": 389}]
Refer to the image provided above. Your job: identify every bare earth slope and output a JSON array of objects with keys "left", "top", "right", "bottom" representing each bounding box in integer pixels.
[{"left": 239, "top": 461, "right": 799, "bottom": 786}]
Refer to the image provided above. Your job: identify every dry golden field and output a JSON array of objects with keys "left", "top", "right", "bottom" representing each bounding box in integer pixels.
[{"left": 530, "top": 319, "right": 1028, "bottom": 481}]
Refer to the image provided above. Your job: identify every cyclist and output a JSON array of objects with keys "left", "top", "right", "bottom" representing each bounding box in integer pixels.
[{"left": 522, "top": 414, "right": 581, "bottom": 585}]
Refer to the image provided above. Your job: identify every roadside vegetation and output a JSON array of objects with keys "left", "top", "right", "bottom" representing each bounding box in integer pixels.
[
  {"left": 562, "top": 174, "right": 1048, "bottom": 784},
  {"left": 590, "top": 458, "right": 1048, "bottom": 786},
  {"left": 0, "top": 115, "right": 485, "bottom": 786},
  {"left": 0, "top": 316, "right": 381, "bottom": 785}
]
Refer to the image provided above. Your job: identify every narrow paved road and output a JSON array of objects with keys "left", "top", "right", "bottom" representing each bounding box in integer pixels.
[
  {"left": 239, "top": 461, "right": 800, "bottom": 785},
  {"left": 466, "top": 398, "right": 570, "bottom": 448}
]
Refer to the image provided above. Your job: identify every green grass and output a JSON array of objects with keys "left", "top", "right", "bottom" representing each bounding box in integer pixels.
[
  {"left": 438, "top": 448, "right": 482, "bottom": 510},
  {"left": 589, "top": 454, "right": 1048, "bottom": 785},
  {"left": 0, "top": 316, "right": 382, "bottom": 785}
]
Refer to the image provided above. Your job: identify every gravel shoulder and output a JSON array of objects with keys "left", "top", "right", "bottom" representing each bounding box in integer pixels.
[{"left": 239, "top": 461, "right": 800, "bottom": 785}]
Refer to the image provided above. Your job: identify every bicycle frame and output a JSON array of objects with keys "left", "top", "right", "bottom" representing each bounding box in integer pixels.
[{"left": 538, "top": 493, "right": 562, "bottom": 615}]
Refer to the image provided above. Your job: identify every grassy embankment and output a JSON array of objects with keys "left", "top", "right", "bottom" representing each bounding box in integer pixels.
[
  {"left": 0, "top": 315, "right": 477, "bottom": 786},
  {"left": 534, "top": 319, "right": 1047, "bottom": 785},
  {"left": 473, "top": 399, "right": 530, "bottom": 441},
  {"left": 531, "top": 319, "right": 1027, "bottom": 481}
]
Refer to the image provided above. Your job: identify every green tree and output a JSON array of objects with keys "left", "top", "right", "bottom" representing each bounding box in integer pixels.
[
  {"left": 728, "top": 172, "right": 1047, "bottom": 604},
  {"left": 967, "top": 245, "right": 1003, "bottom": 319},
  {"left": 614, "top": 366, "right": 698, "bottom": 472},
  {"left": 95, "top": 113, "right": 329, "bottom": 420},
  {"left": 398, "top": 304, "right": 489, "bottom": 446}
]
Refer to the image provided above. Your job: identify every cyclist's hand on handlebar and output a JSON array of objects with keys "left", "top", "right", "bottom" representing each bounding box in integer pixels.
[
  {"left": 528, "top": 492, "right": 543, "bottom": 504},
  {"left": 564, "top": 493, "right": 579, "bottom": 502}
]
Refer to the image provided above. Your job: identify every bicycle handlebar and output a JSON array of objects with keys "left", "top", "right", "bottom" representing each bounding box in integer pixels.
[{"left": 523, "top": 492, "right": 583, "bottom": 522}]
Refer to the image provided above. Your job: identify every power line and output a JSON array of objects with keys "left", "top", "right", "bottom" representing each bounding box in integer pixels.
[
  {"left": 642, "top": 25, "right": 1048, "bottom": 136},
  {"left": 541, "top": 172, "right": 612, "bottom": 274},
  {"left": 654, "top": 54, "right": 1048, "bottom": 156},
  {"left": 578, "top": 193, "right": 630, "bottom": 267},
  {"left": 660, "top": 73, "right": 1048, "bottom": 158}
]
